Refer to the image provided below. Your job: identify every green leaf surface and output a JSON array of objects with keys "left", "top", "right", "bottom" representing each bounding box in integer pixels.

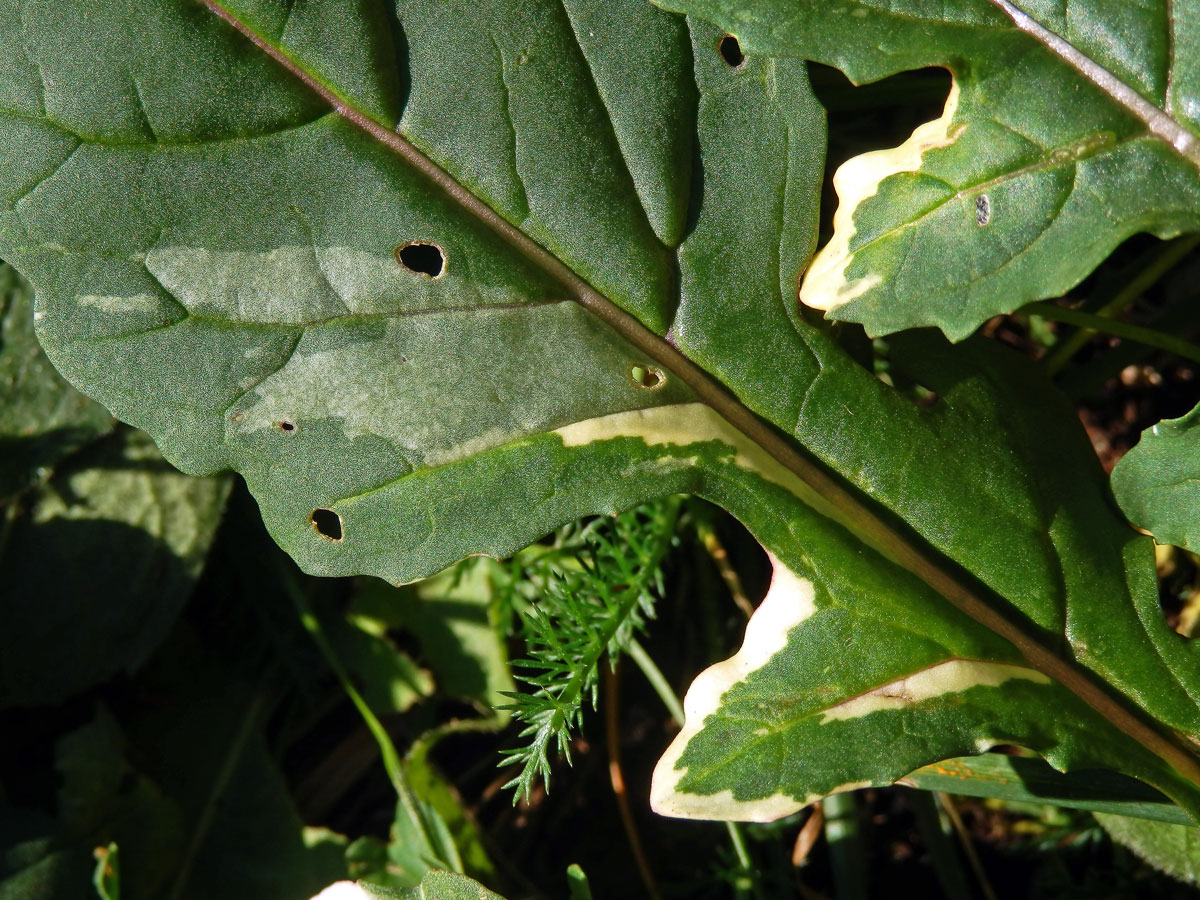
[
  {"left": 352, "top": 559, "right": 514, "bottom": 714},
  {"left": 0, "top": 428, "right": 230, "bottom": 707},
  {"left": 660, "top": 0, "right": 1200, "bottom": 340},
  {"left": 1112, "top": 407, "right": 1200, "bottom": 554},
  {"left": 0, "top": 261, "right": 112, "bottom": 500},
  {"left": 905, "top": 753, "right": 1193, "bottom": 826},
  {"left": 4, "top": 0, "right": 1200, "bottom": 825},
  {"left": 326, "top": 610, "right": 435, "bottom": 716},
  {"left": 357, "top": 870, "right": 505, "bottom": 900},
  {"left": 1098, "top": 813, "right": 1200, "bottom": 885}
]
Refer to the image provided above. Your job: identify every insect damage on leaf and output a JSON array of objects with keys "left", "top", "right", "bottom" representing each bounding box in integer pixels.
[{"left": 799, "top": 82, "right": 963, "bottom": 317}]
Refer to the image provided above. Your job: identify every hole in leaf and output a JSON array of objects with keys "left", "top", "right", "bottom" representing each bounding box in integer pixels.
[
  {"left": 277, "top": 421, "right": 296, "bottom": 433},
  {"left": 808, "top": 63, "right": 953, "bottom": 244},
  {"left": 396, "top": 241, "right": 446, "bottom": 278},
  {"left": 311, "top": 508, "right": 344, "bottom": 542},
  {"left": 628, "top": 363, "right": 665, "bottom": 390},
  {"left": 718, "top": 35, "right": 744, "bottom": 68}
]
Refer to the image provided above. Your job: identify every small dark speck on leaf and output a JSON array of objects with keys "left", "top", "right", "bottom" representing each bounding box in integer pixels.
[
  {"left": 278, "top": 420, "right": 296, "bottom": 433},
  {"left": 396, "top": 241, "right": 446, "bottom": 278},
  {"left": 719, "top": 35, "right": 745, "bottom": 68},
  {"left": 311, "top": 508, "right": 343, "bottom": 541}
]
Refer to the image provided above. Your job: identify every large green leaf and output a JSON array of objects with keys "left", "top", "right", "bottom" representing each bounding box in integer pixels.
[
  {"left": 3, "top": 0, "right": 1200, "bottom": 824},
  {"left": 660, "top": 0, "right": 1200, "bottom": 340}
]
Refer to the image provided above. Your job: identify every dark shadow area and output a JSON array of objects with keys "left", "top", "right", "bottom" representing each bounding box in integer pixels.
[
  {"left": 808, "top": 62, "right": 952, "bottom": 247},
  {"left": 0, "top": 517, "right": 190, "bottom": 709}
]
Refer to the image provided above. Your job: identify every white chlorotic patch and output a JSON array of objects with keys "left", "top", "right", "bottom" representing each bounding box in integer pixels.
[
  {"left": 145, "top": 244, "right": 432, "bottom": 324},
  {"left": 820, "top": 660, "right": 1049, "bottom": 723},
  {"left": 78, "top": 293, "right": 162, "bottom": 313},
  {"left": 555, "top": 404, "right": 832, "bottom": 513},
  {"left": 650, "top": 555, "right": 818, "bottom": 821},
  {"left": 308, "top": 882, "right": 371, "bottom": 900},
  {"left": 800, "top": 81, "right": 963, "bottom": 313}
]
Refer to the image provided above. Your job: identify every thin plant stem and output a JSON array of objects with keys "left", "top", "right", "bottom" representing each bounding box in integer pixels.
[
  {"left": 937, "top": 792, "right": 998, "bottom": 900},
  {"left": 281, "top": 568, "right": 440, "bottom": 864},
  {"left": 1041, "top": 235, "right": 1200, "bottom": 375},
  {"left": 627, "top": 638, "right": 684, "bottom": 725},
  {"left": 1026, "top": 301, "right": 1200, "bottom": 366},
  {"left": 626, "top": 637, "right": 764, "bottom": 900},
  {"left": 697, "top": 520, "right": 754, "bottom": 619},
  {"left": 822, "top": 792, "right": 868, "bottom": 900},
  {"left": 166, "top": 688, "right": 267, "bottom": 900},
  {"left": 723, "top": 821, "right": 764, "bottom": 900},
  {"left": 604, "top": 662, "right": 664, "bottom": 900}
]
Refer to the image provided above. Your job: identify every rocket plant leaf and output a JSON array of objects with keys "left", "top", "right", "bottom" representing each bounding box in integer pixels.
[{"left": 1, "top": 0, "right": 1199, "bottom": 823}]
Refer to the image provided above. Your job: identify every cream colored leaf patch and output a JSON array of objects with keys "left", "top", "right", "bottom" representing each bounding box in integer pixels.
[
  {"left": 555, "top": 403, "right": 838, "bottom": 520},
  {"left": 650, "top": 554, "right": 817, "bottom": 821},
  {"left": 799, "top": 81, "right": 963, "bottom": 314},
  {"left": 821, "top": 659, "right": 1049, "bottom": 723}
]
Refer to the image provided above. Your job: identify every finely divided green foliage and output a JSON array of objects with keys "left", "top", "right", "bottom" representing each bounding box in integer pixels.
[
  {"left": 3, "top": 0, "right": 1200, "bottom": 824},
  {"left": 658, "top": 0, "right": 1200, "bottom": 340},
  {"left": 500, "top": 500, "right": 679, "bottom": 799}
]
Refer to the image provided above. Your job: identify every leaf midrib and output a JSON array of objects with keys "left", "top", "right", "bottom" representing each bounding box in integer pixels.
[
  {"left": 200, "top": 0, "right": 1200, "bottom": 794},
  {"left": 986, "top": 0, "right": 1200, "bottom": 169}
]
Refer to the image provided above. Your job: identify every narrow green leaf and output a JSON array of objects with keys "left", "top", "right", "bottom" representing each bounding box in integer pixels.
[{"left": 905, "top": 754, "right": 1194, "bottom": 826}]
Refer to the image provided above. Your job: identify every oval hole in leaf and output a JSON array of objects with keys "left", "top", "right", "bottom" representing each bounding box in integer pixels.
[
  {"left": 628, "top": 363, "right": 665, "bottom": 390},
  {"left": 396, "top": 241, "right": 446, "bottom": 278},
  {"left": 311, "top": 508, "right": 344, "bottom": 542},
  {"left": 277, "top": 420, "right": 296, "bottom": 433},
  {"left": 718, "top": 35, "right": 744, "bottom": 68}
]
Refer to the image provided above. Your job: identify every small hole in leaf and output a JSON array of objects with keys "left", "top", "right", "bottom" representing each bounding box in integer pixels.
[
  {"left": 311, "top": 508, "right": 343, "bottom": 542},
  {"left": 278, "top": 421, "right": 296, "bottom": 433},
  {"left": 628, "top": 363, "right": 665, "bottom": 390},
  {"left": 396, "top": 241, "right": 446, "bottom": 278},
  {"left": 719, "top": 35, "right": 744, "bottom": 68}
]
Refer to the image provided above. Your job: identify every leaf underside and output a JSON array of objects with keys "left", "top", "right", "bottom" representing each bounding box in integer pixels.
[{"left": 2, "top": 0, "right": 1200, "bottom": 822}]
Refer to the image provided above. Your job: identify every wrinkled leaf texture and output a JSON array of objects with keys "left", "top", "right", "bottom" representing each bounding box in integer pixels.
[{"left": 2, "top": 0, "right": 1200, "bottom": 822}]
